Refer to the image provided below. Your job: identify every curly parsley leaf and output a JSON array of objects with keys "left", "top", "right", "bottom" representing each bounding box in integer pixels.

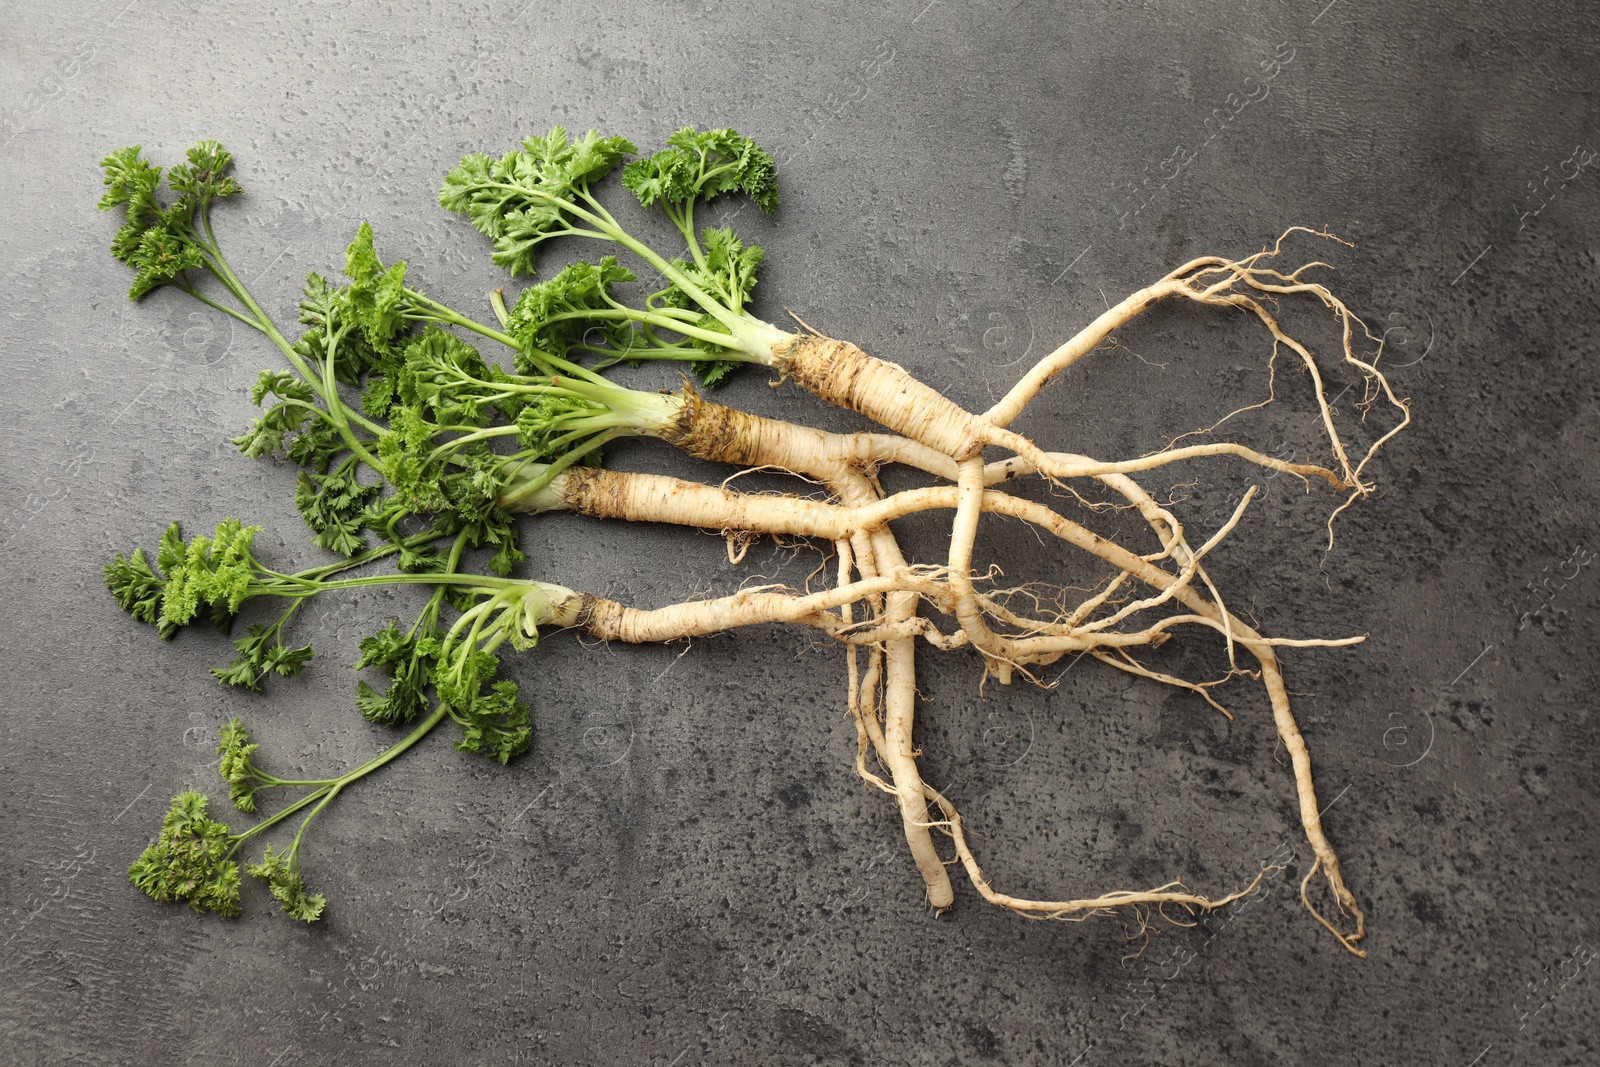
[
  {"left": 99, "top": 145, "right": 165, "bottom": 259},
  {"left": 127, "top": 791, "right": 242, "bottom": 917},
  {"left": 295, "top": 468, "right": 381, "bottom": 557},
  {"left": 216, "top": 717, "right": 264, "bottom": 811},
  {"left": 354, "top": 620, "right": 439, "bottom": 727},
  {"left": 439, "top": 126, "right": 636, "bottom": 276},
  {"left": 211, "top": 623, "right": 314, "bottom": 692},
  {"left": 232, "top": 369, "right": 319, "bottom": 460},
  {"left": 246, "top": 845, "right": 327, "bottom": 923},
  {"left": 166, "top": 139, "right": 244, "bottom": 202},
  {"left": 402, "top": 327, "right": 494, "bottom": 427},
  {"left": 504, "top": 256, "right": 637, "bottom": 370},
  {"left": 105, "top": 547, "right": 167, "bottom": 631},
  {"left": 158, "top": 518, "right": 263, "bottom": 631},
  {"left": 449, "top": 679, "right": 533, "bottom": 764},
  {"left": 344, "top": 223, "right": 414, "bottom": 348},
  {"left": 622, "top": 127, "right": 778, "bottom": 215},
  {"left": 98, "top": 141, "right": 243, "bottom": 301}
]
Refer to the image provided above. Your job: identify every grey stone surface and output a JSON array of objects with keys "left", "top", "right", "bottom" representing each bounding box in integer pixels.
[{"left": 3, "top": 1, "right": 1598, "bottom": 1064}]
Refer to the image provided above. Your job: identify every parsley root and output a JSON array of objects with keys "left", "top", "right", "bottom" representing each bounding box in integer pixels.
[{"left": 100, "top": 132, "right": 1406, "bottom": 958}]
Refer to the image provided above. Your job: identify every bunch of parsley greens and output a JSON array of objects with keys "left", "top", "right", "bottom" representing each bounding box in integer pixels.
[{"left": 103, "top": 129, "right": 782, "bottom": 920}]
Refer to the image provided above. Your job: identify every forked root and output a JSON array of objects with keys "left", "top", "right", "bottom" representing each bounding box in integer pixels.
[
  {"left": 831, "top": 468, "right": 956, "bottom": 910},
  {"left": 1261, "top": 650, "right": 1367, "bottom": 956},
  {"left": 921, "top": 782, "right": 1277, "bottom": 923}
]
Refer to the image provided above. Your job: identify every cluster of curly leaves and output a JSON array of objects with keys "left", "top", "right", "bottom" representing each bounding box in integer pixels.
[{"left": 102, "top": 128, "right": 782, "bottom": 921}]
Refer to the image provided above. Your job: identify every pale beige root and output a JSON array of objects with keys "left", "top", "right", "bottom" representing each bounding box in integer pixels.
[
  {"left": 1092, "top": 648, "right": 1238, "bottom": 720},
  {"left": 499, "top": 358, "right": 952, "bottom": 906},
  {"left": 943, "top": 456, "right": 1017, "bottom": 682},
  {"left": 836, "top": 541, "right": 896, "bottom": 798},
  {"left": 524, "top": 469, "right": 1229, "bottom": 617},
  {"left": 772, "top": 334, "right": 1090, "bottom": 475},
  {"left": 982, "top": 268, "right": 1204, "bottom": 428},
  {"left": 1025, "top": 467, "right": 1246, "bottom": 672},
  {"left": 658, "top": 385, "right": 953, "bottom": 479},
  {"left": 784, "top": 494, "right": 1354, "bottom": 944},
  {"left": 539, "top": 458, "right": 1210, "bottom": 674},
  {"left": 752, "top": 236, "right": 1380, "bottom": 947},
  {"left": 817, "top": 471, "right": 1363, "bottom": 949},
  {"left": 504, "top": 389, "right": 953, "bottom": 909},
  {"left": 1034, "top": 464, "right": 1368, "bottom": 953},
  {"left": 549, "top": 465, "right": 849, "bottom": 537},
  {"left": 546, "top": 262, "right": 1370, "bottom": 942},
  {"left": 921, "top": 780, "right": 1275, "bottom": 922},
  {"left": 941, "top": 481, "right": 1256, "bottom": 698},
  {"left": 670, "top": 381, "right": 1348, "bottom": 492},
  {"left": 926, "top": 455, "right": 1220, "bottom": 685},
  {"left": 535, "top": 468, "right": 1310, "bottom": 682},
  {"left": 979, "top": 232, "right": 1409, "bottom": 545},
  {"left": 524, "top": 451, "right": 1364, "bottom": 947},
  {"left": 675, "top": 238, "right": 1397, "bottom": 496},
  {"left": 1262, "top": 649, "right": 1367, "bottom": 957},
  {"left": 831, "top": 470, "right": 956, "bottom": 909},
  {"left": 550, "top": 570, "right": 953, "bottom": 643},
  {"left": 523, "top": 500, "right": 1327, "bottom": 934},
  {"left": 981, "top": 443, "right": 1346, "bottom": 488},
  {"left": 502, "top": 382, "right": 1348, "bottom": 532},
  {"left": 975, "top": 606, "right": 1364, "bottom": 654},
  {"left": 563, "top": 585, "right": 940, "bottom": 643},
  {"left": 526, "top": 464, "right": 975, "bottom": 542},
  {"left": 1171, "top": 259, "right": 1364, "bottom": 484},
  {"left": 773, "top": 336, "right": 992, "bottom": 459},
  {"left": 1041, "top": 487, "right": 1256, "bottom": 645},
  {"left": 603, "top": 381, "right": 959, "bottom": 908},
  {"left": 965, "top": 587, "right": 1246, "bottom": 719}
]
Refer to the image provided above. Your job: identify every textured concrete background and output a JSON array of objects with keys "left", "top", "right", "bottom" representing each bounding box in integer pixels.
[{"left": 3, "top": 1, "right": 1598, "bottom": 1064}]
